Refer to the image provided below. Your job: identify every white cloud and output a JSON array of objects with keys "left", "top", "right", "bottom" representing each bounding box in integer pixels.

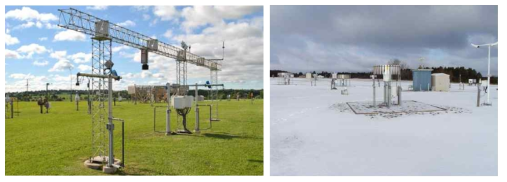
[
  {"left": 163, "top": 30, "right": 173, "bottom": 39},
  {"left": 39, "top": 37, "right": 48, "bottom": 41},
  {"left": 172, "top": 17, "right": 263, "bottom": 84},
  {"left": 77, "top": 64, "right": 92, "bottom": 72},
  {"left": 134, "top": 6, "right": 151, "bottom": 12},
  {"left": 86, "top": 6, "right": 108, "bottom": 11},
  {"left": 154, "top": 6, "right": 179, "bottom": 21},
  {"left": 44, "top": 23, "right": 60, "bottom": 29},
  {"left": 13, "top": 21, "right": 35, "bottom": 29},
  {"left": 9, "top": 73, "right": 35, "bottom": 79},
  {"left": 16, "top": 43, "right": 48, "bottom": 58},
  {"left": 180, "top": 6, "right": 262, "bottom": 32},
  {"left": 50, "top": 51, "right": 67, "bottom": 59},
  {"left": 141, "top": 70, "right": 153, "bottom": 78},
  {"left": 12, "top": 21, "right": 59, "bottom": 30},
  {"left": 54, "top": 30, "right": 86, "bottom": 42},
  {"left": 121, "top": 72, "right": 138, "bottom": 79},
  {"left": 117, "top": 20, "right": 136, "bottom": 27},
  {"left": 5, "top": 49, "right": 22, "bottom": 59},
  {"left": 143, "top": 14, "right": 151, "bottom": 20},
  {"left": 36, "top": 21, "right": 43, "bottom": 28},
  {"left": 33, "top": 60, "right": 49, "bottom": 66},
  {"left": 5, "top": 7, "right": 57, "bottom": 22},
  {"left": 6, "top": 33, "right": 20, "bottom": 45},
  {"left": 112, "top": 45, "right": 130, "bottom": 53},
  {"left": 49, "top": 59, "right": 74, "bottom": 72},
  {"left": 68, "top": 52, "right": 92, "bottom": 63}
]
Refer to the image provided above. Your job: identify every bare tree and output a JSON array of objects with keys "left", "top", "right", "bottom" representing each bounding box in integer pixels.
[{"left": 388, "top": 58, "right": 409, "bottom": 69}]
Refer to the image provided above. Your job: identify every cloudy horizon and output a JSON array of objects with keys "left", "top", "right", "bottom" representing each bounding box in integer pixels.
[
  {"left": 271, "top": 5, "right": 498, "bottom": 76},
  {"left": 5, "top": 6, "right": 264, "bottom": 93}
]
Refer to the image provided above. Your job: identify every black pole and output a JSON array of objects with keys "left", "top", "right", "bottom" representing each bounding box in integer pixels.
[
  {"left": 153, "top": 107, "right": 156, "bottom": 132},
  {"left": 10, "top": 100, "right": 14, "bottom": 118},
  {"left": 121, "top": 121, "right": 125, "bottom": 167},
  {"left": 16, "top": 99, "right": 19, "bottom": 117}
]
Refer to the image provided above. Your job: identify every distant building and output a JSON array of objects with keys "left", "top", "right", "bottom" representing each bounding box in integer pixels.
[
  {"left": 412, "top": 69, "right": 433, "bottom": 91},
  {"left": 468, "top": 79, "right": 477, "bottom": 85},
  {"left": 306, "top": 73, "right": 312, "bottom": 79},
  {"left": 432, "top": 73, "right": 450, "bottom": 92}
]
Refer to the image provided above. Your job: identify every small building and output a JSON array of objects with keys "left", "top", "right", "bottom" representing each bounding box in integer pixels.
[
  {"left": 306, "top": 73, "right": 312, "bottom": 79},
  {"left": 337, "top": 74, "right": 350, "bottom": 79},
  {"left": 332, "top": 73, "right": 337, "bottom": 79},
  {"left": 431, "top": 73, "right": 450, "bottom": 92},
  {"left": 412, "top": 69, "right": 432, "bottom": 91}
]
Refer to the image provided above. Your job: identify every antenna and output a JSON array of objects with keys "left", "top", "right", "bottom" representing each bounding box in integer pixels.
[
  {"left": 26, "top": 79, "right": 29, "bottom": 92},
  {"left": 222, "top": 41, "right": 225, "bottom": 59},
  {"left": 418, "top": 57, "right": 425, "bottom": 69}
]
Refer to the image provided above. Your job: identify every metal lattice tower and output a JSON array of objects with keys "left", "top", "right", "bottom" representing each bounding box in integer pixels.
[
  {"left": 207, "top": 43, "right": 224, "bottom": 120},
  {"left": 57, "top": 8, "right": 224, "bottom": 157},
  {"left": 90, "top": 37, "right": 112, "bottom": 160},
  {"left": 176, "top": 57, "right": 187, "bottom": 86}
]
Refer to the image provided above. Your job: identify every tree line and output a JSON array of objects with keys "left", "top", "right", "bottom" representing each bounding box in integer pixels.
[
  {"left": 271, "top": 58, "right": 498, "bottom": 84},
  {"left": 6, "top": 89, "right": 264, "bottom": 102}
]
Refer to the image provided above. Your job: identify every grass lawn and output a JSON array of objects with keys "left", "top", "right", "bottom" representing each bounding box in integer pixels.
[{"left": 5, "top": 99, "right": 263, "bottom": 175}]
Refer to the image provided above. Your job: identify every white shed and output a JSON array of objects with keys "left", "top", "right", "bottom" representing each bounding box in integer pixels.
[
  {"left": 431, "top": 73, "right": 450, "bottom": 92},
  {"left": 306, "top": 73, "right": 312, "bottom": 79}
]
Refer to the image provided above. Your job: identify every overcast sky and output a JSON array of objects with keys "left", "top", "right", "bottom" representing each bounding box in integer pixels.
[
  {"left": 5, "top": 6, "right": 263, "bottom": 92},
  {"left": 271, "top": 5, "right": 498, "bottom": 76}
]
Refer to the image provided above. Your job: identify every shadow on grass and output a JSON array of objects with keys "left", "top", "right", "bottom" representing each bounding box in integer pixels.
[
  {"left": 202, "top": 133, "right": 263, "bottom": 140},
  {"left": 203, "top": 133, "right": 239, "bottom": 140},
  {"left": 148, "top": 131, "right": 263, "bottom": 140},
  {"left": 248, "top": 159, "right": 263, "bottom": 163}
]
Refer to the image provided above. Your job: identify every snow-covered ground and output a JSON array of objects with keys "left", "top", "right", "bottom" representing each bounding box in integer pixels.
[{"left": 271, "top": 78, "right": 498, "bottom": 176}]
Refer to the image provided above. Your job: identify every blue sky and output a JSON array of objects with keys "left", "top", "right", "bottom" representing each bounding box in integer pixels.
[{"left": 5, "top": 6, "right": 264, "bottom": 92}]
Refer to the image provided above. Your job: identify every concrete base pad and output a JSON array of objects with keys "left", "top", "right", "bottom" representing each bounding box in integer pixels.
[
  {"left": 347, "top": 100, "right": 446, "bottom": 114},
  {"left": 84, "top": 156, "right": 122, "bottom": 174},
  {"left": 102, "top": 165, "right": 117, "bottom": 174}
]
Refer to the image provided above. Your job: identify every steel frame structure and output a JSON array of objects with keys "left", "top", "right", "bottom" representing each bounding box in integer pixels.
[
  {"left": 58, "top": 8, "right": 225, "bottom": 171},
  {"left": 89, "top": 38, "right": 111, "bottom": 162},
  {"left": 58, "top": 8, "right": 222, "bottom": 70}
]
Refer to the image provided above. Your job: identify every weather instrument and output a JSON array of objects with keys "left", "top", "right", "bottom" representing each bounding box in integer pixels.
[
  {"left": 373, "top": 65, "right": 402, "bottom": 108},
  {"left": 471, "top": 41, "right": 498, "bottom": 106}
]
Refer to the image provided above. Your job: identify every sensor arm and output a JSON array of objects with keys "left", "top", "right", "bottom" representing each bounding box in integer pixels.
[
  {"left": 58, "top": 8, "right": 221, "bottom": 70},
  {"left": 76, "top": 72, "right": 121, "bottom": 86}
]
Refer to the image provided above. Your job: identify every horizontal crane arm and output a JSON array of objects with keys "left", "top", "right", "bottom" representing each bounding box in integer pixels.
[{"left": 58, "top": 8, "right": 221, "bottom": 70}]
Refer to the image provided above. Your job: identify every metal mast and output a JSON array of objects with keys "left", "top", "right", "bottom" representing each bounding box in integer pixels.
[
  {"left": 206, "top": 42, "right": 225, "bottom": 120},
  {"left": 88, "top": 34, "right": 112, "bottom": 162}
]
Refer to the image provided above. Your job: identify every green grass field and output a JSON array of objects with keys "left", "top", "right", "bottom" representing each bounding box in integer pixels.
[{"left": 5, "top": 99, "right": 263, "bottom": 175}]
